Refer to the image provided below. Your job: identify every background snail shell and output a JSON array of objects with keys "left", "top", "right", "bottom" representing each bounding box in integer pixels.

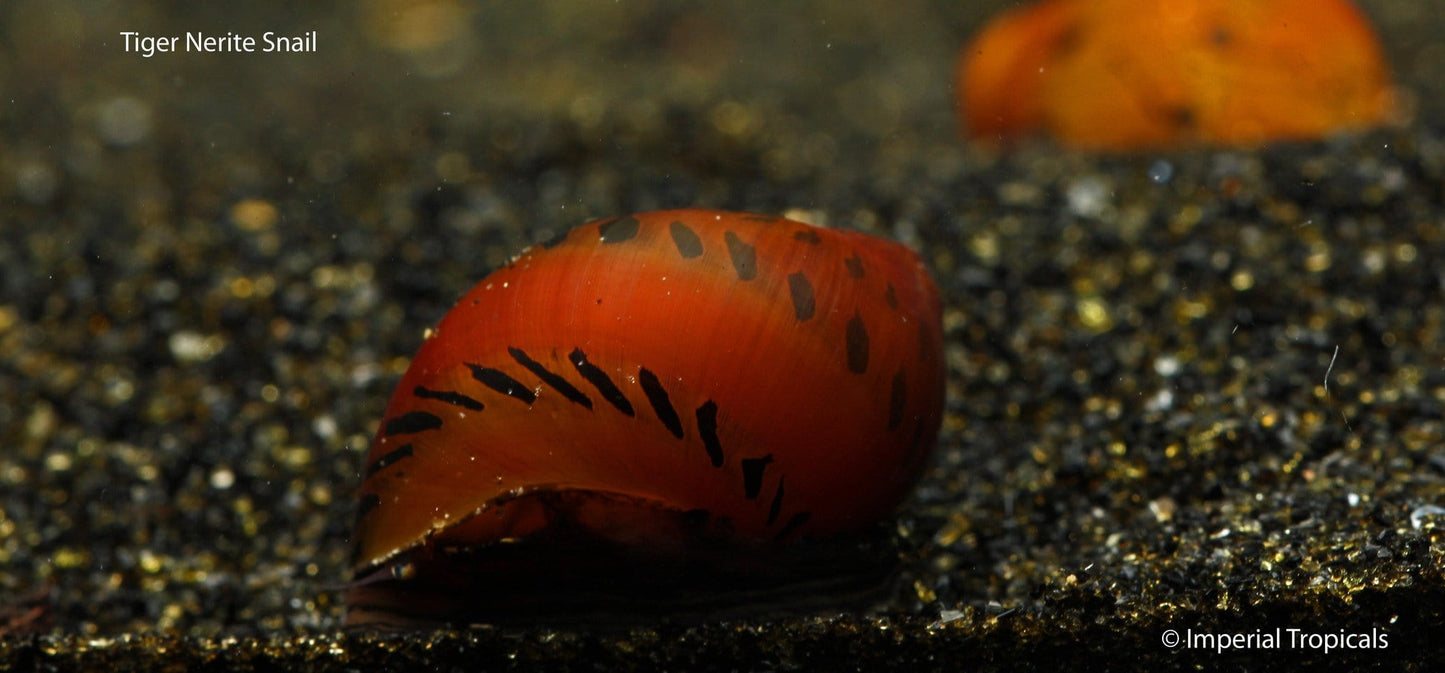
[
  {"left": 347, "top": 209, "right": 945, "bottom": 626},
  {"left": 957, "top": 0, "right": 1393, "bottom": 150}
]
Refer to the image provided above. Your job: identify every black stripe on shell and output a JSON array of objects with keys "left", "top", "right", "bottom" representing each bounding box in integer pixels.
[
  {"left": 413, "top": 386, "right": 484, "bottom": 411},
  {"left": 509, "top": 347, "right": 592, "bottom": 409},
  {"left": 767, "top": 477, "right": 785, "bottom": 525},
  {"left": 639, "top": 367, "right": 684, "bottom": 439},
  {"left": 696, "top": 400, "right": 724, "bottom": 467},
  {"left": 569, "top": 348, "right": 635, "bottom": 416},
  {"left": 364, "top": 444, "right": 415, "bottom": 479},
  {"left": 357, "top": 493, "right": 381, "bottom": 520},
  {"left": 383, "top": 411, "right": 442, "bottom": 436},
  {"left": 774, "top": 511, "right": 812, "bottom": 541},
  {"left": 467, "top": 364, "right": 537, "bottom": 405}
]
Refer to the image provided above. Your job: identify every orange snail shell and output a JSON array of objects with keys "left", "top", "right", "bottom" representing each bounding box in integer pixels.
[
  {"left": 957, "top": 0, "right": 1394, "bottom": 150},
  {"left": 346, "top": 209, "right": 945, "bottom": 626}
]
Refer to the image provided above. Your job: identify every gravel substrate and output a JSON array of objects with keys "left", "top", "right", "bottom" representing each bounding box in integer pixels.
[{"left": 1, "top": 1, "right": 1442, "bottom": 670}]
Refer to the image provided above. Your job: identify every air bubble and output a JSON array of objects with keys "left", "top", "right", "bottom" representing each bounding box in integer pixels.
[{"left": 1148, "top": 160, "right": 1174, "bottom": 184}]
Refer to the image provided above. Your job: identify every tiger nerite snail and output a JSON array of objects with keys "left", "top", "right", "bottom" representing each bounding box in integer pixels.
[{"left": 346, "top": 209, "right": 945, "bottom": 626}]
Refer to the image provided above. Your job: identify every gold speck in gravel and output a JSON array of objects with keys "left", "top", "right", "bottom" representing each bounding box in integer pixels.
[{"left": 229, "top": 199, "right": 279, "bottom": 232}]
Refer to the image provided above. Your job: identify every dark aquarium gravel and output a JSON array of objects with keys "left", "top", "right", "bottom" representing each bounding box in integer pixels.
[{"left": 1, "top": 1, "right": 1443, "bottom": 670}]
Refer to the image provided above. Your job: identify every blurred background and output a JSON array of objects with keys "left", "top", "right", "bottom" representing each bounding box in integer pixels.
[
  {"left": 1, "top": 0, "right": 1443, "bottom": 659},
  {"left": 7, "top": 1, "right": 1439, "bottom": 183}
]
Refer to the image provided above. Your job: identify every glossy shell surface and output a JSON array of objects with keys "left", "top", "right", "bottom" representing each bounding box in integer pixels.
[{"left": 348, "top": 209, "right": 944, "bottom": 622}]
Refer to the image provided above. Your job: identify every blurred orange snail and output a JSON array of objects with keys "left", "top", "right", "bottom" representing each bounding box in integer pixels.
[
  {"left": 957, "top": 0, "right": 1396, "bottom": 150},
  {"left": 346, "top": 209, "right": 946, "bottom": 626}
]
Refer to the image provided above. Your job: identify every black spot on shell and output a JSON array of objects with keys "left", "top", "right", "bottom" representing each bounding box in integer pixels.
[
  {"left": 793, "top": 229, "right": 821, "bottom": 244},
  {"left": 741, "top": 455, "right": 773, "bottom": 499},
  {"left": 787, "top": 272, "right": 815, "bottom": 322},
  {"left": 845, "top": 253, "right": 865, "bottom": 279},
  {"left": 670, "top": 221, "right": 704, "bottom": 259},
  {"left": 1053, "top": 23, "right": 1081, "bottom": 55},
  {"left": 599, "top": 216, "right": 640, "bottom": 244},
  {"left": 846, "top": 312, "right": 869, "bottom": 374},
  {"left": 885, "top": 282, "right": 898, "bottom": 309},
  {"left": 725, "top": 231, "right": 758, "bottom": 281},
  {"left": 1168, "top": 106, "right": 1197, "bottom": 129},
  {"left": 1211, "top": 26, "right": 1233, "bottom": 47}
]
